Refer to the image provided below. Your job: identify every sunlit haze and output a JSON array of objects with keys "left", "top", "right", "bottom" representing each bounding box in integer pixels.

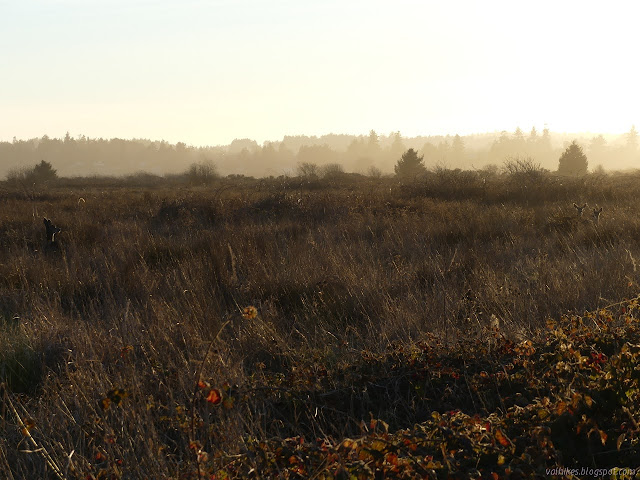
[{"left": 1, "top": 0, "right": 639, "bottom": 146}]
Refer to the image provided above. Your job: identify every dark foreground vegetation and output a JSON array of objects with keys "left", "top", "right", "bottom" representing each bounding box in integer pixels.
[{"left": 2, "top": 171, "right": 640, "bottom": 478}]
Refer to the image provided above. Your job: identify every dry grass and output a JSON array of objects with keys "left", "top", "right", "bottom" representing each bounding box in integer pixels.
[{"left": 1, "top": 172, "right": 640, "bottom": 477}]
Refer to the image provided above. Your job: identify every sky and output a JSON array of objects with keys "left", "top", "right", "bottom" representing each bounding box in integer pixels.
[{"left": 1, "top": 0, "right": 639, "bottom": 146}]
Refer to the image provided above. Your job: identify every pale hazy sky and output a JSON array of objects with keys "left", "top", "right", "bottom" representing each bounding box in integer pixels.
[{"left": 1, "top": 0, "right": 639, "bottom": 146}]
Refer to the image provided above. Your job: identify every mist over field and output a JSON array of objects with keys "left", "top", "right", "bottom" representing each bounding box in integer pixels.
[
  {"left": 1, "top": 126, "right": 639, "bottom": 179},
  {"left": 4, "top": 0, "right": 640, "bottom": 476}
]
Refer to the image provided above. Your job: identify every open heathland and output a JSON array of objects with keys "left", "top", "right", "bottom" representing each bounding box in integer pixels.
[{"left": 2, "top": 171, "right": 640, "bottom": 478}]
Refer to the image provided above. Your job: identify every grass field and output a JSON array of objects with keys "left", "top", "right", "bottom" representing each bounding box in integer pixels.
[{"left": 2, "top": 171, "right": 640, "bottom": 478}]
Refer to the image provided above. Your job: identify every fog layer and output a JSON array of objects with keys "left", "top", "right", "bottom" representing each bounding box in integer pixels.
[{"left": 1, "top": 127, "right": 638, "bottom": 179}]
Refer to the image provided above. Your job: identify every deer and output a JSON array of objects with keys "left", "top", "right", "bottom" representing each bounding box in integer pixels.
[
  {"left": 592, "top": 207, "right": 603, "bottom": 224},
  {"left": 573, "top": 203, "right": 587, "bottom": 217},
  {"left": 43, "top": 218, "right": 61, "bottom": 250}
]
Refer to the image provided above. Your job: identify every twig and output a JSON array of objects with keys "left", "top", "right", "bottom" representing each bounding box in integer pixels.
[
  {"left": 190, "top": 318, "right": 231, "bottom": 479},
  {"left": 623, "top": 405, "right": 640, "bottom": 431},
  {"left": 6, "top": 393, "right": 65, "bottom": 480}
]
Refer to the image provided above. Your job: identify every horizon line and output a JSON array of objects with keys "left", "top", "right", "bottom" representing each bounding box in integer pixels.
[{"left": 1, "top": 126, "right": 637, "bottom": 149}]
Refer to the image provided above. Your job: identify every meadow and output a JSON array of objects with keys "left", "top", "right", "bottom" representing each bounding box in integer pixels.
[{"left": 2, "top": 170, "right": 640, "bottom": 478}]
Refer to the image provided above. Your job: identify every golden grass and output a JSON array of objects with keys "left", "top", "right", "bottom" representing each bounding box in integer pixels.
[{"left": 1, "top": 172, "right": 640, "bottom": 477}]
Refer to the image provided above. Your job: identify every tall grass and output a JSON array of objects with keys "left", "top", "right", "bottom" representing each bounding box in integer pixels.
[{"left": 1, "top": 172, "right": 639, "bottom": 477}]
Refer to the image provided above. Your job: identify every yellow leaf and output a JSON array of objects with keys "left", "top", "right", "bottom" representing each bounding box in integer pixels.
[
  {"left": 242, "top": 306, "right": 258, "bottom": 319},
  {"left": 340, "top": 439, "right": 357, "bottom": 450},
  {"left": 599, "top": 430, "right": 608, "bottom": 445}
]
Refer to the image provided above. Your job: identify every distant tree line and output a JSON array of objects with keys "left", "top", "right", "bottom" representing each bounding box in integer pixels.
[{"left": 0, "top": 127, "right": 638, "bottom": 179}]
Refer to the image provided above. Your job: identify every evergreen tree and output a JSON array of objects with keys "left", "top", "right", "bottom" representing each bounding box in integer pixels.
[
  {"left": 30, "top": 160, "right": 58, "bottom": 183},
  {"left": 368, "top": 129, "right": 380, "bottom": 154},
  {"left": 538, "top": 126, "right": 553, "bottom": 163},
  {"left": 451, "top": 134, "right": 465, "bottom": 165},
  {"left": 558, "top": 141, "right": 588, "bottom": 176},
  {"left": 394, "top": 148, "right": 426, "bottom": 179},
  {"left": 626, "top": 125, "right": 638, "bottom": 152},
  {"left": 389, "top": 132, "right": 406, "bottom": 160},
  {"left": 513, "top": 127, "right": 526, "bottom": 152},
  {"left": 589, "top": 135, "right": 607, "bottom": 167}
]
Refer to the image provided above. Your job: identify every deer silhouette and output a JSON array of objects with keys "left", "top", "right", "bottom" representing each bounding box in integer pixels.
[
  {"left": 43, "top": 218, "right": 61, "bottom": 243},
  {"left": 592, "top": 207, "right": 603, "bottom": 224},
  {"left": 573, "top": 203, "right": 587, "bottom": 217}
]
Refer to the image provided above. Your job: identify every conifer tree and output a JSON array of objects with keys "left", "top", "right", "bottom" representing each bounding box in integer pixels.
[
  {"left": 558, "top": 141, "right": 588, "bottom": 176},
  {"left": 394, "top": 148, "right": 426, "bottom": 179}
]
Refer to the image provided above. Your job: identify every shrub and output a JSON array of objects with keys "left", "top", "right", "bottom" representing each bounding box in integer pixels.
[
  {"left": 502, "top": 156, "right": 550, "bottom": 203},
  {"left": 5, "top": 166, "right": 32, "bottom": 185},
  {"left": 319, "top": 163, "right": 345, "bottom": 179},
  {"left": 187, "top": 160, "right": 218, "bottom": 185},
  {"left": 296, "top": 162, "right": 319, "bottom": 179},
  {"left": 503, "top": 156, "right": 547, "bottom": 180},
  {"left": 6, "top": 160, "right": 58, "bottom": 185},
  {"left": 366, "top": 166, "right": 383, "bottom": 178}
]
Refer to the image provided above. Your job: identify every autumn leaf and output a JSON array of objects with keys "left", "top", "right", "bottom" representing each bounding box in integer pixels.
[
  {"left": 599, "top": 429, "right": 608, "bottom": 445},
  {"left": 495, "top": 428, "right": 511, "bottom": 447},
  {"left": 242, "top": 306, "right": 258, "bottom": 319},
  {"left": 385, "top": 452, "right": 399, "bottom": 466},
  {"left": 206, "top": 388, "right": 222, "bottom": 405},
  {"left": 100, "top": 398, "right": 111, "bottom": 410},
  {"left": 340, "top": 439, "right": 357, "bottom": 451}
]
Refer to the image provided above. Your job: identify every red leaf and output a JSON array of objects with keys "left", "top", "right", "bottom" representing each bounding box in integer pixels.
[{"left": 206, "top": 388, "right": 222, "bottom": 405}]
